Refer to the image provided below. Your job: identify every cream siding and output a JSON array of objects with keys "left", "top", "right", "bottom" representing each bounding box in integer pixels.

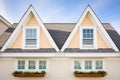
[
  {"left": 11, "top": 32, "right": 22, "bottom": 48},
  {"left": 67, "top": 15, "right": 109, "bottom": 48},
  {"left": 97, "top": 31, "right": 109, "bottom": 48},
  {"left": 11, "top": 15, "right": 52, "bottom": 48},
  {"left": 81, "top": 15, "right": 94, "bottom": 26},
  {"left": 68, "top": 30, "right": 79, "bottom": 48}
]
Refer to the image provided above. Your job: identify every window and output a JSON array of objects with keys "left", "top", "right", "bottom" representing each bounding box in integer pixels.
[
  {"left": 39, "top": 61, "right": 46, "bottom": 69},
  {"left": 16, "top": 60, "right": 47, "bottom": 71},
  {"left": 83, "top": 29, "right": 93, "bottom": 46},
  {"left": 85, "top": 60, "right": 92, "bottom": 69},
  {"left": 74, "top": 60, "right": 81, "bottom": 69},
  {"left": 95, "top": 60, "right": 103, "bottom": 69},
  {"left": 18, "top": 60, "right": 25, "bottom": 69},
  {"left": 80, "top": 27, "right": 97, "bottom": 49},
  {"left": 26, "top": 29, "right": 37, "bottom": 46},
  {"left": 73, "top": 60, "right": 104, "bottom": 71},
  {"left": 28, "top": 60, "right": 36, "bottom": 69},
  {"left": 23, "top": 27, "right": 39, "bottom": 49}
]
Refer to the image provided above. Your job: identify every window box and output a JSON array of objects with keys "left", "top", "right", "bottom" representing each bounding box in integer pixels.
[
  {"left": 74, "top": 71, "right": 107, "bottom": 77},
  {"left": 13, "top": 71, "right": 46, "bottom": 77}
]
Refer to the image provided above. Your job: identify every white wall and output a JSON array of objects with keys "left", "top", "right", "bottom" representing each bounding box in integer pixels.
[{"left": 0, "top": 57, "right": 120, "bottom": 80}]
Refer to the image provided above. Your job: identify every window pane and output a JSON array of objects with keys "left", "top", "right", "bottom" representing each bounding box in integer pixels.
[
  {"left": 39, "top": 61, "right": 46, "bottom": 69},
  {"left": 74, "top": 60, "right": 81, "bottom": 69},
  {"left": 87, "top": 29, "right": 90, "bottom": 33},
  {"left": 96, "top": 61, "right": 103, "bottom": 69},
  {"left": 26, "top": 39, "right": 36, "bottom": 45},
  {"left": 83, "top": 29, "right": 86, "bottom": 34},
  {"left": 29, "top": 61, "right": 36, "bottom": 69},
  {"left": 26, "top": 29, "right": 36, "bottom": 39},
  {"left": 83, "top": 33, "right": 86, "bottom": 38},
  {"left": 83, "top": 39, "right": 93, "bottom": 45},
  {"left": 85, "top": 61, "right": 92, "bottom": 69},
  {"left": 18, "top": 61, "right": 25, "bottom": 69}
]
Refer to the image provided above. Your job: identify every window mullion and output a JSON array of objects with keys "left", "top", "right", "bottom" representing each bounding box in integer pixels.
[
  {"left": 36, "top": 60, "right": 39, "bottom": 72},
  {"left": 82, "top": 60, "right": 85, "bottom": 71},
  {"left": 92, "top": 60, "right": 95, "bottom": 71},
  {"left": 26, "top": 60, "right": 28, "bottom": 71}
]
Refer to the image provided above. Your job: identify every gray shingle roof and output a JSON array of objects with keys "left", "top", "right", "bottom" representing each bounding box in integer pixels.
[
  {"left": 0, "top": 23, "right": 119, "bottom": 52},
  {"left": 64, "top": 48, "right": 115, "bottom": 53},
  {"left": 45, "top": 23, "right": 75, "bottom": 49},
  {"left": 103, "top": 23, "right": 120, "bottom": 50},
  {"left": 5, "top": 27, "right": 15, "bottom": 33},
  {"left": 4, "top": 48, "right": 56, "bottom": 53}
]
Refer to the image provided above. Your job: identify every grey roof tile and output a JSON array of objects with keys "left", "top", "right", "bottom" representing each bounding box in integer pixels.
[
  {"left": 5, "top": 27, "right": 15, "bottom": 33},
  {"left": 48, "top": 29, "right": 70, "bottom": 49},
  {"left": 4, "top": 48, "right": 56, "bottom": 53},
  {"left": 64, "top": 48, "right": 115, "bottom": 53},
  {"left": 103, "top": 23, "right": 120, "bottom": 50}
]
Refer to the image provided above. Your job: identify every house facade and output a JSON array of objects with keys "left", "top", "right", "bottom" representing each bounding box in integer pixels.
[{"left": 0, "top": 5, "right": 120, "bottom": 80}]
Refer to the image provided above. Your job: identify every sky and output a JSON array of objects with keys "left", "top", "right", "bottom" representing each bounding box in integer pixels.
[{"left": 0, "top": 0, "right": 120, "bottom": 34}]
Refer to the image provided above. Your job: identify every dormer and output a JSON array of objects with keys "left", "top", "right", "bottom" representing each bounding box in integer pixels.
[
  {"left": 61, "top": 5, "right": 119, "bottom": 51},
  {"left": 1, "top": 5, "right": 59, "bottom": 51}
]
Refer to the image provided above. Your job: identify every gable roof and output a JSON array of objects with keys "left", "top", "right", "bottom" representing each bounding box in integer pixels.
[
  {"left": 1, "top": 5, "right": 59, "bottom": 51},
  {"left": 0, "top": 23, "right": 120, "bottom": 52},
  {"left": 0, "top": 5, "right": 120, "bottom": 52},
  {"left": 61, "top": 5, "right": 119, "bottom": 51}
]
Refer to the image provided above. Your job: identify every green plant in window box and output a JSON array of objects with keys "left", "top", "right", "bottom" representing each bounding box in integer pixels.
[
  {"left": 12, "top": 71, "right": 46, "bottom": 77},
  {"left": 74, "top": 71, "right": 107, "bottom": 77}
]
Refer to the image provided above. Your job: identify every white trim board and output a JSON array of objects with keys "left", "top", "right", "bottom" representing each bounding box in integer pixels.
[
  {"left": 1, "top": 5, "right": 59, "bottom": 51},
  {"left": 0, "top": 53, "right": 120, "bottom": 58},
  {"left": 61, "top": 5, "right": 119, "bottom": 51},
  {"left": 0, "top": 15, "right": 11, "bottom": 27}
]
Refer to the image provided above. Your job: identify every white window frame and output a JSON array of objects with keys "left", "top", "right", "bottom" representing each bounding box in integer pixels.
[
  {"left": 74, "top": 60, "right": 82, "bottom": 71},
  {"left": 80, "top": 26, "right": 97, "bottom": 49},
  {"left": 17, "top": 60, "right": 25, "bottom": 70},
  {"left": 28, "top": 60, "right": 36, "bottom": 71},
  {"left": 22, "top": 26, "right": 40, "bottom": 49},
  {"left": 84, "top": 60, "right": 92, "bottom": 70},
  {"left": 39, "top": 60, "right": 47, "bottom": 71},
  {"left": 95, "top": 60, "right": 105, "bottom": 71},
  {"left": 72, "top": 59, "right": 105, "bottom": 72},
  {"left": 15, "top": 59, "right": 48, "bottom": 72}
]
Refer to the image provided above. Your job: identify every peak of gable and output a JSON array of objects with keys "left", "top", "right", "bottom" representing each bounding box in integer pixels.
[{"left": 61, "top": 5, "right": 119, "bottom": 51}]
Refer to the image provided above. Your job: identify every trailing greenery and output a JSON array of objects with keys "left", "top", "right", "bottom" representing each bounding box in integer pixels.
[
  {"left": 13, "top": 71, "right": 46, "bottom": 75},
  {"left": 74, "top": 71, "right": 107, "bottom": 75}
]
